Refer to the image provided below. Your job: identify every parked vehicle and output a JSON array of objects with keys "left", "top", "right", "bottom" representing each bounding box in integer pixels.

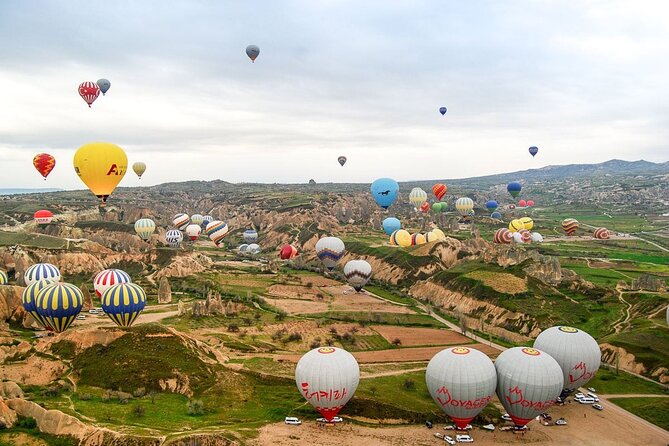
[
  {"left": 444, "top": 436, "right": 456, "bottom": 445},
  {"left": 284, "top": 417, "right": 302, "bottom": 425},
  {"left": 76, "top": 315, "right": 86, "bottom": 320},
  {"left": 481, "top": 424, "right": 495, "bottom": 431},
  {"left": 426, "top": 420, "right": 433, "bottom": 429},
  {"left": 592, "top": 404, "right": 604, "bottom": 411},
  {"left": 555, "top": 418, "right": 567, "bottom": 426},
  {"left": 317, "top": 417, "right": 343, "bottom": 423},
  {"left": 501, "top": 413, "right": 512, "bottom": 421},
  {"left": 587, "top": 393, "right": 599, "bottom": 402},
  {"left": 434, "top": 433, "right": 444, "bottom": 439},
  {"left": 88, "top": 309, "right": 98, "bottom": 314},
  {"left": 574, "top": 392, "right": 585, "bottom": 400},
  {"left": 577, "top": 397, "right": 595, "bottom": 404},
  {"left": 587, "top": 387, "right": 596, "bottom": 393},
  {"left": 455, "top": 434, "right": 474, "bottom": 443}
]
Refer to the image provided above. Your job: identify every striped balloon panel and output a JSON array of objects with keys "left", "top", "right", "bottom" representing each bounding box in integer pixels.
[
  {"left": 205, "top": 221, "right": 229, "bottom": 246},
  {"left": 35, "top": 283, "right": 83, "bottom": 332},
  {"left": 593, "top": 228, "right": 609, "bottom": 239},
  {"left": 165, "top": 229, "right": 183, "bottom": 247},
  {"left": 172, "top": 213, "right": 191, "bottom": 231},
  {"left": 101, "top": 283, "right": 146, "bottom": 327},
  {"left": 561, "top": 219, "right": 579, "bottom": 235},
  {"left": 508, "top": 219, "right": 524, "bottom": 232},
  {"left": 518, "top": 229, "right": 532, "bottom": 242},
  {"left": 22, "top": 279, "right": 55, "bottom": 329},
  {"left": 494, "top": 228, "right": 512, "bottom": 244},
  {"left": 93, "top": 269, "right": 131, "bottom": 298},
  {"left": 134, "top": 219, "right": 156, "bottom": 240},
  {"left": 24, "top": 263, "right": 61, "bottom": 286},
  {"left": 0, "top": 270, "right": 7, "bottom": 285}
]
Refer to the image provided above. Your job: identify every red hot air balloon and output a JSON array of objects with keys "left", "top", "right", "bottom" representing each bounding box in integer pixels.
[
  {"left": 527, "top": 200, "right": 535, "bottom": 207},
  {"left": 33, "top": 153, "right": 56, "bottom": 180},
  {"left": 420, "top": 202, "right": 430, "bottom": 213},
  {"left": 34, "top": 210, "right": 53, "bottom": 225},
  {"left": 279, "top": 244, "right": 298, "bottom": 260},
  {"left": 432, "top": 183, "right": 447, "bottom": 201},
  {"left": 518, "top": 199, "right": 527, "bottom": 207},
  {"left": 78, "top": 82, "right": 100, "bottom": 108}
]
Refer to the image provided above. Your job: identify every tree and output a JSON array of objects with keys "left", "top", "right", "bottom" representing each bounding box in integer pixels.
[
  {"left": 187, "top": 399, "right": 205, "bottom": 416},
  {"left": 392, "top": 338, "right": 402, "bottom": 346}
]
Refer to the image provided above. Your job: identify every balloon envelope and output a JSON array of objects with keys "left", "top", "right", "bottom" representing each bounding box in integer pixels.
[
  {"left": 382, "top": 217, "right": 401, "bottom": 235},
  {"left": 33, "top": 153, "right": 56, "bottom": 179},
  {"left": 338, "top": 156, "right": 347, "bottom": 166},
  {"left": 96, "top": 78, "right": 111, "bottom": 95},
  {"left": 409, "top": 187, "right": 428, "bottom": 209},
  {"left": 34, "top": 210, "right": 53, "bottom": 225},
  {"left": 455, "top": 197, "right": 474, "bottom": 216},
  {"left": 562, "top": 218, "right": 579, "bottom": 236},
  {"left": 165, "top": 229, "right": 183, "bottom": 247},
  {"left": 279, "top": 244, "right": 298, "bottom": 260},
  {"left": 490, "top": 211, "right": 502, "bottom": 220},
  {"left": 432, "top": 183, "right": 447, "bottom": 200},
  {"left": 173, "top": 213, "right": 190, "bottom": 231},
  {"left": 529, "top": 146, "right": 538, "bottom": 157},
  {"left": 246, "top": 45, "right": 260, "bottom": 62},
  {"left": 185, "top": 224, "right": 202, "bottom": 240},
  {"left": 205, "top": 221, "right": 229, "bottom": 247},
  {"left": 22, "top": 279, "right": 56, "bottom": 329},
  {"left": 73, "top": 142, "right": 127, "bottom": 204},
  {"left": 370, "top": 178, "right": 399, "bottom": 209},
  {"left": 134, "top": 218, "right": 156, "bottom": 241},
  {"left": 132, "top": 162, "right": 146, "bottom": 178},
  {"left": 344, "top": 260, "right": 372, "bottom": 291},
  {"left": 507, "top": 181, "right": 522, "bottom": 198},
  {"left": 78, "top": 81, "right": 100, "bottom": 107},
  {"left": 315, "top": 237, "right": 345, "bottom": 270},
  {"left": 101, "top": 283, "right": 146, "bottom": 327},
  {"left": 93, "top": 269, "right": 131, "bottom": 298},
  {"left": 243, "top": 229, "right": 258, "bottom": 244},
  {"left": 24, "top": 263, "right": 61, "bottom": 286},
  {"left": 485, "top": 200, "right": 498, "bottom": 211},
  {"left": 34, "top": 282, "right": 84, "bottom": 332},
  {"left": 439, "top": 107, "right": 447, "bottom": 115}
]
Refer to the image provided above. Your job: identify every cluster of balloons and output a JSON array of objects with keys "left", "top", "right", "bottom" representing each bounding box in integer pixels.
[
  {"left": 238, "top": 243, "right": 261, "bottom": 255},
  {"left": 389, "top": 228, "right": 446, "bottom": 247},
  {"left": 517, "top": 199, "right": 535, "bottom": 208},
  {"left": 494, "top": 228, "right": 543, "bottom": 244},
  {"left": 78, "top": 79, "right": 110, "bottom": 108}
]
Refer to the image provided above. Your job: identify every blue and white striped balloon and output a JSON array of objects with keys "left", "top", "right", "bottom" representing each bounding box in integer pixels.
[
  {"left": 24, "top": 263, "right": 61, "bottom": 286},
  {"left": 165, "top": 229, "right": 183, "bottom": 248}
]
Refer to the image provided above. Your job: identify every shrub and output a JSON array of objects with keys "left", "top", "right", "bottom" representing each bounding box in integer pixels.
[
  {"left": 132, "top": 404, "right": 145, "bottom": 418},
  {"left": 403, "top": 379, "right": 416, "bottom": 391},
  {"left": 133, "top": 387, "right": 146, "bottom": 398},
  {"left": 228, "top": 324, "right": 240, "bottom": 333},
  {"left": 16, "top": 416, "right": 37, "bottom": 429},
  {"left": 187, "top": 399, "right": 205, "bottom": 416},
  {"left": 286, "top": 332, "right": 302, "bottom": 342},
  {"left": 392, "top": 338, "right": 402, "bottom": 346}
]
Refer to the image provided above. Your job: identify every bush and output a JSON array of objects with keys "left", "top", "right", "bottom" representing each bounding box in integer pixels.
[
  {"left": 392, "top": 338, "right": 402, "bottom": 346},
  {"left": 132, "top": 404, "right": 145, "bottom": 418},
  {"left": 78, "top": 393, "right": 93, "bottom": 401},
  {"left": 187, "top": 399, "right": 205, "bottom": 416},
  {"left": 16, "top": 415, "right": 37, "bottom": 429},
  {"left": 286, "top": 332, "right": 302, "bottom": 342},
  {"left": 403, "top": 379, "right": 416, "bottom": 391},
  {"left": 228, "top": 324, "right": 240, "bottom": 333},
  {"left": 309, "top": 340, "right": 321, "bottom": 349},
  {"left": 275, "top": 311, "right": 287, "bottom": 321},
  {"left": 133, "top": 387, "right": 146, "bottom": 398}
]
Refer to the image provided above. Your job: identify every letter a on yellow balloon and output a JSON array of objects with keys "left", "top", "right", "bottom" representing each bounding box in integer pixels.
[{"left": 73, "top": 142, "right": 127, "bottom": 205}]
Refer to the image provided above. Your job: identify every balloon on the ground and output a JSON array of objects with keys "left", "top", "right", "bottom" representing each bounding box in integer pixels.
[
  {"left": 426, "top": 346, "right": 497, "bottom": 429},
  {"left": 593, "top": 228, "right": 610, "bottom": 240},
  {"left": 491, "top": 211, "right": 502, "bottom": 220},
  {"left": 344, "top": 260, "right": 372, "bottom": 291},
  {"left": 485, "top": 200, "right": 498, "bottom": 211},
  {"left": 530, "top": 232, "right": 543, "bottom": 243},
  {"left": 279, "top": 244, "right": 298, "bottom": 260},
  {"left": 73, "top": 142, "right": 127, "bottom": 205},
  {"left": 519, "top": 216, "right": 533, "bottom": 231},
  {"left": 494, "top": 228, "right": 513, "bottom": 244},
  {"left": 409, "top": 187, "right": 428, "bottom": 209},
  {"left": 529, "top": 146, "right": 538, "bottom": 157},
  {"left": 24, "top": 263, "right": 61, "bottom": 286},
  {"left": 411, "top": 233, "right": 426, "bottom": 245},
  {"left": 495, "top": 347, "right": 563, "bottom": 427},
  {"left": 439, "top": 107, "right": 447, "bottom": 116},
  {"left": 190, "top": 214, "right": 204, "bottom": 226},
  {"left": 295, "top": 347, "right": 359, "bottom": 421},
  {"left": 390, "top": 229, "right": 411, "bottom": 247},
  {"left": 518, "top": 229, "right": 532, "bottom": 243},
  {"left": 518, "top": 199, "right": 527, "bottom": 208},
  {"left": 101, "top": 283, "right": 146, "bottom": 327},
  {"left": 562, "top": 218, "right": 579, "bottom": 236},
  {"left": 134, "top": 218, "right": 156, "bottom": 241},
  {"left": 205, "top": 221, "right": 229, "bottom": 247},
  {"left": 507, "top": 181, "right": 522, "bottom": 198},
  {"left": 78, "top": 81, "right": 100, "bottom": 107},
  {"left": 338, "top": 156, "right": 347, "bottom": 166},
  {"left": 97, "top": 78, "right": 111, "bottom": 95},
  {"left": 431, "top": 228, "right": 446, "bottom": 240},
  {"left": 527, "top": 200, "right": 535, "bottom": 207},
  {"left": 34, "top": 210, "right": 53, "bottom": 225},
  {"left": 247, "top": 243, "right": 261, "bottom": 254},
  {"left": 93, "top": 269, "right": 131, "bottom": 298},
  {"left": 246, "top": 45, "right": 260, "bottom": 62},
  {"left": 432, "top": 183, "right": 447, "bottom": 200},
  {"left": 33, "top": 153, "right": 56, "bottom": 180},
  {"left": 370, "top": 178, "right": 399, "bottom": 209},
  {"left": 0, "top": 271, "right": 7, "bottom": 285},
  {"left": 165, "top": 229, "right": 183, "bottom": 248},
  {"left": 533, "top": 326, "right": 601, "bottom": 395},
  {"left": 185, "top": 224, "right": 202, "bottom": 241},
  {"left": 238, "top": 244, "right": 248, "bottom": 252},
  {"left": 455, "top": 197, "right": 474, "bottom": 216},
  {"left": 512, "top": 232, "right": 524, "bottom": 244},
  {"left": 22, "top": 279, "right": 54, "bottom": 329},
  {"left": 508, "top": 219, "right": 524, "bottom": 232},
  {"left": 132, "top": 162, "right": 146, "bottom": 179},
  {"left": 315, "top": 237, "right": 345, "bottom": 270},
  {"left": 243, "top": 229, "right": 258, "bottom": 244},
  {"left": 172, "top": 213, "right": 191, "bottom": 231},
  {"left": 382, "top": 217, "right": 401, "bottom": 235},
  {"left": 34, "top": 282, "right": 84, "bottom": 332}
]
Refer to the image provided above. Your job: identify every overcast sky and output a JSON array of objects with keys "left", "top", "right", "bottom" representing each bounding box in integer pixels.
[{"left": 1, "top": 0, "right": 668, "bottom": 189}]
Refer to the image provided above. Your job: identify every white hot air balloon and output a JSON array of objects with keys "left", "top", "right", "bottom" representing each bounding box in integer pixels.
[
  {"left": 185, "top": 224, "right": 202, "bottom": 241},
  {"left": 134, "top": 218, "right": 156, "bottom": 241},
  {"left": 238, "top": 244, "right": 249, "bottom": 253},
  {"left": 165, "top": 229, "right": 183, "bottom": 248},
  {"left": 533, "top": 326, "right": 601, "bottom": 394},
  {"left": 315, "top": 237, "right": 345, "bottom": 271},
  {"left": 190, "top": 214, "right": 204, "bottom": 226},
  {"left": 243, "top": 229, "right": 258, "bottom": 244},
  {"left": 530, "top": 232, "right": 543, "bottom": 243},
  {"left": 343, "top": 260, "right": 372, "bottom": 292},
  {"left": 495, "top": 347, "right": 563, "bottom": 427},
  {"left": 172, "top": 213, "right": 190, "bottom": 231},
  {"left": 247, "top": 243, "right": 261, "bottom": 255},
  {"left": 93, "top": 269, "right": 131, "bottom": 298},
  {"left": 295, "top": 347, "right": 359, "bottom": 421},
  {"left": 24, "top": 263, "right": 61, "bottom": 286},
  {"left": 512, "top": 232, "right": 524, "bottom": 244},
  {"left": 455, "top": 197, "right": 474, "bottom": 217},
  {"left": 426, "top": 346, "right": 497, "bottom": 429},
  {"left": 409, "top": 187, "right": 428, "bottom": 210}
]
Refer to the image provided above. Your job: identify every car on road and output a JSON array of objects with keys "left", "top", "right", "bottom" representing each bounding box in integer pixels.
[
  {"left": 592, "top": 403, "right": 604, "bottom": 411},
  {"left": 76, "top": 315, "right": 86, "bottom": 320},
  {"left": 88, "top": 309, "right": 98, "bottom": 314},
  {"left": 574, "top": 392, "right": 585, "bottom": 400},
  {"left": 577, "top": 397, "right": 595, "bottom": 404},
  {"left": 284, "top": 417, "right": 302, "bottom": 425},
  {"left": 317, "top": 417, "right": 343, "bottom": 423},
  {"left": 555, "top": 418, "right": 567, "bottom": 426},
  {"left": 444, "top": 435, "right": 456, "bottom": 445},
  {"left": 587, "top": 392, "right": 599, "bottom": 402},
  {"left": 501, "top": 413, "right": 512, "bottom": 421},
  {"left": 455, "top": 434, "right": 473, "bottom": 443},
  {"left": 434, "top": 433, "right": 444, "bottom": 439},
  {"left": 587, "top": 387, "right": 596, "bottom": 393}
]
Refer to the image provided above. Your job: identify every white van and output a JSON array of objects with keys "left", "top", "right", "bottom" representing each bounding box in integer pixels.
[
  {"left": 284, "top": 417, "right": 302, "bottom": 425},
  {"left": 587, "top": 393, "right": 599, "bottom": 402},
  {"left": 577, "top": 397, "right": 595, "bottom": 404}
]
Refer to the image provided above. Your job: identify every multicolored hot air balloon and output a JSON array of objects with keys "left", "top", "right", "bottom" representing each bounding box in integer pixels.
[
  {"left": 315, "top": 237, "right": 345, "bottom": 270},
  {"left": 93, "top": 269, "right": 131, "bottom": 298},
  {"left": 132, "top": 162, "right": 146, "bottom": 179},
  {"left": 34, "top": 210, "right": 53, "bottom": 226},
  {"left": 593, "top": 228, "right": 610, "bottom": 240},
  {"left": 382, "top": 217, "right": 401, "bottom": 235},
  {"left": 495, "top": 347, "right": 563, "bottom": 427},
  {"left": 185, "top": 224, "right": 202, "bottom": 241},
  {"left": 22, "top": 279, "right": 54, "bottom": 329},
  {"left": 529, "top": 146, "right": 538, "bottom": 157},
  {"left": 426, "top": 347, "right": 497, "bottom": 430},
  {"left": 73, "top": 142, "right": 127, "bottom": 205},
  {"left": 295, "top": 347, "right": 359, "bottom": 422},
  {"left": 533, "top": 326, "right": 601, "bottom": 395},
  {"left": 205, "top": 221, "right": 229, "bottom": 247},
  {"left": 33, "top": 153, "right": 56, "bottom": 180},
  {"left": 134, "top": 218, "right": 156, "bottom": 241},
  {"left": 338, "top": 156, "right": 347, "bottom": 167},
  {"left": 78, "top": 81, "right": 100, "bottom": 107},
  {"left": 165, "top": 229, "right": 183, "bottom": 248},
  {"left": 24, "top": 263, "right": 61, "bottom": 286},
  {"left": 455, "top": 197, "right": 474, "bottom": 217},
  {"left": 279, "top": 244, "right": 298, "bottom": 260},
  {"left": 410, "top": 233, "right": 425, "bottom": 245},
  {"left": 439, "top": 107, "right": 447, "bottom": 116},
  {"left": 243, "top": 229, "right": 258, "bottom": 244},
  {"left": 173, "top": 213, "right": 191, "bottom": 231},
  {"left": 371, "top": 178, "right": 399, "bottom": 209},
  {"left": 432, "top": 184, "right": 447, "bottom": 200},
  {"left": 562, "top": 218, "right": 579, "bottom": 236},
  {"left": 101, "top": 283, "right": 147, "bottom": 327},
  {"left": 507, "top": 181, "right": 522, "bottom": 198},
  {"left": 343, "top": 260, "right": 372, "bottom": 292},
  {"left": 34, "top": 282, "right": 84, "bottom": 333},
  {"left": 494, "top": 228, "right": 513, "bottom": 244},
  {"left": 409, "top": 187, "right": 428, "bottom": 210},
  {"left": 485, "top": 200, "right": 498, "bottom": 211},
  {"left": 246, "top": 45, "right": 260, "bottom": 62},
  {"left": 97, "top": 78, "right": 111, "bottom": 95}
]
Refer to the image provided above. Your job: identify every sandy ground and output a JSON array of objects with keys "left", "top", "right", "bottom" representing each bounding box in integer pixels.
[
  {"left": 252, "top": 398, "right": 669, "bottom": 446},
  {"left": 372, "top": 325, "right": 471, "bottom": 346},
  {"left": 69, "top": 308, "right": 179, "bottom": 327},
  {"left": 268, "top": 284, "right": 323, "bottom": 300},
  {"left": 0, "top": 355, "right": 66, "bottom": 385}
]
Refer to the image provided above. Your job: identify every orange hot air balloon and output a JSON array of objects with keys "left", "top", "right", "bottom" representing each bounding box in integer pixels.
[
  {"left": 420, "top": 201, "right": 430, "bottom": 213},
  {"left": 432, "top": 183, "right": 447, "bottom": 200},
  {"left": 33, "top": 153, "right": 56, "bottom": 180}
]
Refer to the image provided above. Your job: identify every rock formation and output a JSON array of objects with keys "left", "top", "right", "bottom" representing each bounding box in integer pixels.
[
  {"left": 627, "top": 274, "right": 667, "bottom": 292},
  {"left": 158, "top": 277, "right": 172, "bottom": 304},
  {"left": 81, "top": 284, "right": 93, "bottom": 311}
]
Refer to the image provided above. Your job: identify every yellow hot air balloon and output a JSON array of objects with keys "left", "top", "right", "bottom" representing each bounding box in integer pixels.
[
  {"left": 430, "top": 228, "right": 446, "bottom": 240},
  {"left": 519, "top": 216, "right": 534, "bottom": 231},
  {"left": 394, "top": 229, "right": 412, "bottom": 247},
  {"left": 132, "top": 162, "right": 146, "bottom": 179},
  {"left": 73, "top": 142, "right": 127, "bottom": 205},
  {"left": 509, "top": 219, "right": 524, "bottom": 233}
]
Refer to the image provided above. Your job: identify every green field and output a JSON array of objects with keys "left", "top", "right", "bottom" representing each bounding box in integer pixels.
[
  {"left": 609, "top": 397, "right": 669, "bottom": 431},
  {"left": 0, "top": 230, "right": 67, "bottom": 249},
  {"left": 588, "top": 368, "right": 669, "bottom": 395}
]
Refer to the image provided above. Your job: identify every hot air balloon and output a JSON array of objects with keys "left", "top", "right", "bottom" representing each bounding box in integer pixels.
[
  {"left": 512, "top": 232, "right": 524, "bottom": 244},
  {"left": 22, "top": 279, "right": 55, "bottom": 329},
  {"left": 173, "top": 213, "right": 191, "bottom": 231},
  {"left": 343, "top": 260, "right": 372, "bottom": 292},
  {"left": 338, "top": 156, "right": 347, "bottom": 167},
  {"left": 431, "top": 202, "right": 443, "bottom": 213},
  {"left": 73, "top": 142, "right": 127, "bottom": 205},
  {"left": 410, "top": 233, "right": 426, "bottom": 245},
  {"left": 430, "top": 228, "right": 446, "bottom": 241},
  {"left": 205, "top": 221, "right": 229, "bottom": 247},
  {"left": 134, "top": 218, "right": 156, "bottom": 241},
  {"left": 533, "top": 326, "right": 601, "bottom": 395},
  {"left": 97, "top": 78, "right": 111, "bottom": 95},
  {"left": 295, "top": 347, "right": 359, "bottom": 421},
  {"left": 315, "top": 237, "right": 345, "bottom": 270},
  {"left": 34, "top": 282, "right": 84, "bottom": 333},
  {"left": 529, "top": 146, "right": 538, "bottom": 157},
  {"left": 247, "top": 243, "right": 261, "bottom": 255},
  {"left": 279, "top": 244, "right": 298, "bottom": 260},
  {"left": 185, "top": 224, "right": 202, "bottom": 241},
  {"left": 238, "top": 244, "right": 249, "bottom": 253},
  {"left": 438, "top": 202, "right": 448, "bottom": 212},
  {"left": 34, "top": 210, "right": 53, "bottom": 226},
  {"left": 382, "top": 217, "right": 401, "bottom": 236},
  {"left": 518, "top": 199, "right": 527, "bottom": 208},
  {"left": 424, "top": 231, "right": 438, "bottom": 243},
  {"left": 455, "top": 197, "right": 474, "bottom": 217},
  {"left": 33, "top": 153, "right": 56, "bottom": 180},
  {"left": 493, "top": 228, "right": 513, "bottom": 244},
  {"left": 132, "top": 162, "right": 146, "bottom": 179},
  {"left": 491, "top": 211, "right": 502, "bottom": 220},
  {"left": 593, "top": 228, "right": 610, "bottom": 240},
  {"left": 243, "top": 229, "right": 258, "bottom": 244},
  {"left": 562, "top": 219, "right": 579, "bottom": 236},
  {"left": 527, "top": 200, "right": 535, "bottom": 207},
  {"left": 518, "top": 229, "right": 532, "bottom": 243},
  {"left": 370, "top": 178, "right": 399, "bottom": 209},
  {"left": 420, "top": 202, "right": 430, "bottom": 213},
  {"left": 519, "top": 216, "right": 534, "bottom": 231},
  {"left": 165, "top": 229, "right": 183, "bottom": 248},
  {"left": 24, "top": 263, "right": 61, "bottom": 286},
  {"left": 201, "top": 215, "right": 213, "bottom": 228},
  {"left": 190, "top": 214, "right": 204, "bottom": 226},
  {"left": 409, "top": 187, "right": 428, "bottom": 210},
  {"left": 485, "top": 200, "right": 498, "bottom": 211},
  {"left": 531, "top": 232, "right": 543, "bottom": 243},
  {"left": 439, "top": 107, "right": 447, "bottom": 116},
  {"left": 78, "top": 81, "right": 100, "bottom": 107},
  {"left": 93, "top": 269, "right": 131, "bottom": 298},
  {"left": 426, "top": 347, "right": 497, "bottom": 429},
  {"left": 101, "top": 283, "right": 146, "bottom": 328},
  {"left": 495, "top": 347, "right": 563, "bottom": 427},
  {"left": 0, "top": 271, "right": 8, "bottom": 285},
  {"left": 508, "top": 219, "right": 524, "bottom": 233},
  {"left": 432, "top": 183, "right": 447, "bottom": 200},
  {"left": 507, "top": 182, "right": 522, "bottom": 198},
  {"left": 246, "top": 45, "right": 260, "bottom": 62},
  {"left": 390, "top": 229, "right": 412, "bottom": 247},
  {"left": 508, "top": 204, "right": 516, "bottom": 210}
]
